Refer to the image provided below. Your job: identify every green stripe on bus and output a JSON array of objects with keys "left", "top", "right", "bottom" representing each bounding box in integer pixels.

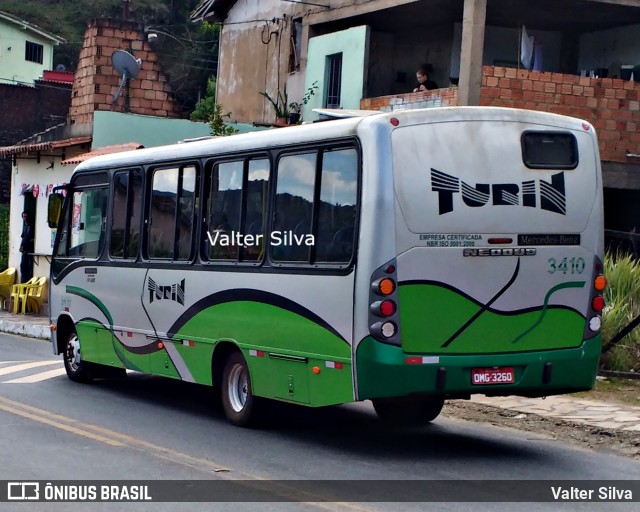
[
  {"left": 398, "top": 283, "right": 586, "bottom": 354},
  {"left": 175, "top": 301, "right": 354, "bottom": 406},
  {"left": 175, "top": 301, "right": 351, "bottom": 359},
  {"left": 66, "top": 286, "right": 114, "bottom": 327}
]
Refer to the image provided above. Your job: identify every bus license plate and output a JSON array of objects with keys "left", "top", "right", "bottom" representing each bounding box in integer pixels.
[{"left": 471, "top": 367, "right": 515, "bottom": 385}]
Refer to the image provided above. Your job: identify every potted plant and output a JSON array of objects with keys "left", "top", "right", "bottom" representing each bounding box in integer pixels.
[
  {"left": 259, "top": 89, "right": 289, "bottom": 126},
  {"left": 288, "top": 102, "right": 302, "bottom": 124},
  {"left": 288, "top": 81, "right": 319, "bottom": 125}
]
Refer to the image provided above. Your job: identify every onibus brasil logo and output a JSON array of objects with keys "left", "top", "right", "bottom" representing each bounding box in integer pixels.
[{"left": 431, "top": 168, "right": 566, "bottom": 215}]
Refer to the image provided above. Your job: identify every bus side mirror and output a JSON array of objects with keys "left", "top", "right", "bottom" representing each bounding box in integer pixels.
[{"left": 48, "top": 193, "right": 63, "bottom": 228}]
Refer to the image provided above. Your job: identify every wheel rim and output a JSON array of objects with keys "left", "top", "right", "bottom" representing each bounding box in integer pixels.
[
  {"left": 227, "top": 364, "right": 248, "bottom": 413},
  {"left": 65, "top": 334, "right": 81, "bottom": 372}
]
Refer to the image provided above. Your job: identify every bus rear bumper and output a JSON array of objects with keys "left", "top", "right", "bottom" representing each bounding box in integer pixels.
[{"left": 355, "top": 335, "right": 601, "bottom": 400}]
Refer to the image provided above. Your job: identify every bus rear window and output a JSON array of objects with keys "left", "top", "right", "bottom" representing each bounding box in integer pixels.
[{"left": 521, "top": 131, "right": 578, "bottom": 169}]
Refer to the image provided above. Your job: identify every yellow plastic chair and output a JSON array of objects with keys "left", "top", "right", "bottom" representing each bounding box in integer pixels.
[
  {"left": 10, "top": 277, "right": 38, "bottom": 314},
  {"left": 0, "top": 267, "right": 16, "bottom": 307},
  {"left": 24, "top": 277, "right": 47, "bottom": 314}
]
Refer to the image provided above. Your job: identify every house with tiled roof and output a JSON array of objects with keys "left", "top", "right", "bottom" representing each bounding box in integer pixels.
[{"left": 0, "top": 17, "right": 215, "bottom": 284}]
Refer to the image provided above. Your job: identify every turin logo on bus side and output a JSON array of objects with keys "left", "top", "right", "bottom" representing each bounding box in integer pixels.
[
  {"left": 148, "top": 277, "right": 185, "bottom": 306},
  {"left": 431, "top": 169, "right": 566, "bottom": 215}
]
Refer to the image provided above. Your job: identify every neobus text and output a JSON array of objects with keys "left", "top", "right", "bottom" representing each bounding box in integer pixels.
[{"left": 463, "top": 248, "right": 536, "bottom": 257}]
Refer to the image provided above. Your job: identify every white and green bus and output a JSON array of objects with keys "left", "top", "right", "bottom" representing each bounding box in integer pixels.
[{"left": 48, "top": 107, "right": 606, "bottom": 427}]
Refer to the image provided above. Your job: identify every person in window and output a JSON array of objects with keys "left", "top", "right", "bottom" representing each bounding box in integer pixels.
[
  {"left": 413, "top": 65, "right": 438, "bottom": 92},
  {"left": 20, "top": 211, "right": 34, "bottom": 283}
]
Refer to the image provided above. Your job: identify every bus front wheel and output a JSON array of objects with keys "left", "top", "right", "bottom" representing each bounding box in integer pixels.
[
  {"left": 372, "top": 396, "right": 444, "bottom": 426},
  {"left": 63, "top": 330, "right": 93, "bottom": 383},
  {"left": 221, "top": 352, "right": 261, "bottom": 427}
]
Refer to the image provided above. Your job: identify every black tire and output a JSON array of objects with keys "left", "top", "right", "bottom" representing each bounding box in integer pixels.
[
  {"left": 220, "top": 352, "right": 261, "bottom": 427},
  {"left": 372, "top": 396, "right": 445, "bottom": 426},
  {"left": 62, "top": 329, "right": 94, "bottom": 383}
]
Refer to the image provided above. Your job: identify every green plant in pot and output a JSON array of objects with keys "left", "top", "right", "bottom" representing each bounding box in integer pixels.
[
  {"left": 288, "top": 81, "right": 319, "bottom": 125},
  {"left": 288, "top": 102, "right": 302, "bottom": 124},
  {"left": 259, "top": 89, "right": 289, "bottom": 126}
]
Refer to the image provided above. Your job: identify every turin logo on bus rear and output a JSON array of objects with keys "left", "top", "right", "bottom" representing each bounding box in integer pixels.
[
  {"left": 430, "top": 169, "right": 566, "bottom": 215},
  {"left": 147, "top": 277, "right": 185, "bottom": 306}
]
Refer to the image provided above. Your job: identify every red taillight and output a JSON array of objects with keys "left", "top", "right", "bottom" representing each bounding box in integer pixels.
[
  {"left": 385, "top": 264, "right": 395, "bottom": 274},
  {"left": 592, "top": 296, "right": 605, "bottom": 312},
  {"left": 379, "top": 300, "right": 396, "bottom": 316},
  {"left": 390, "top": 118, "right": 399, "bottom": 126}
]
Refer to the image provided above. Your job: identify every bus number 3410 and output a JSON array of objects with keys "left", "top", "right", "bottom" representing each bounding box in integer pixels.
[{"left": 547, "top": 257, "right": 586, "bottom": 275}]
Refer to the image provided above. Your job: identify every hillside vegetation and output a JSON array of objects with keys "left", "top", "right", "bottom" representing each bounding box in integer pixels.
[{"left": 0, "top": 0, "right": 218, "bottom": 114}]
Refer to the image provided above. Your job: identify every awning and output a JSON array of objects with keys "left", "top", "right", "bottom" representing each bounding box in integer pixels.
[
  {"left": 0, "top": 136, "right": 92, "bottom": 158},
  {"left": 61, "top": 143, "right": 144, "bottom": 165}
]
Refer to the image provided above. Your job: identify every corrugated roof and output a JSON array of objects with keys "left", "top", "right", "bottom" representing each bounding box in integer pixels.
[
  {"left": 190, "top": 0, "right": 237, "bottom": 22},
  {"left": 0, "top": 136, "right": 92, "bottom": 158},
  {"left": 61, "top": 143, "right": 144, "bottom": 165}
]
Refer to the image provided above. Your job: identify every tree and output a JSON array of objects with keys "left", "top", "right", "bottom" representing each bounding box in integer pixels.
[
  {"left": 209, "top": 104, "right": 238, "bottom": 137},
  {"left": 190, "top": 76, "right": 217, "bottom": 121}
]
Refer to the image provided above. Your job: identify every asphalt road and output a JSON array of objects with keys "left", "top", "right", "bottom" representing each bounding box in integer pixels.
[{"left": 0, "top": 332, "right": 639, "bottom": 512}]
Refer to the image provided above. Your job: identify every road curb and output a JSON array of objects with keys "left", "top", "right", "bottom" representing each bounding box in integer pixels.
[
  {"left": 0, "top": 319, "right": 51, "bottom": 340},
  {"left": 598, "top": 369, "right": 640, "bottom": 380}
]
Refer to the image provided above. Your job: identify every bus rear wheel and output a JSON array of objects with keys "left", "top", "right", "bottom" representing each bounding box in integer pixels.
[
  {"left": 221, "top": 352, "right": 261, "bottom": 427},
  {"left": 63, "top": 330, "right": 93, "bottom": 383},
  {"left": 372, "top": 396, "right": 444, "bottom": 426}
]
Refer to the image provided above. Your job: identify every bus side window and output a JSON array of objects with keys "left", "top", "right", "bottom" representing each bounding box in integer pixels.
[
  {"left": 177, "top": 166, "right": 197, "bottom": 260},
  {"left": 204, "top": 158, "right": 270, "bottom": 263},
  {"left": 272, "top": 147, "right": 358, "bottom": 265},
  {"left": 241, "top": 158, "right": 269, "bottom": 262},
  {"left": 272, "top": 152, "right": 316, "bottom": 262},
  {"left": 148, "top": 166, "right": 197, "bottom": 261},
  {"left": 206, "top": 161, "right": 242, "bottom": 260},
  {"left": 59, "top": 187, "right": 108, "bottom": 259},
  {"left": 111, "top": 169, "right": 143, "bottom": 260},
  {"left": 314, "top": 148, "right": 358, "bottom": 263}
]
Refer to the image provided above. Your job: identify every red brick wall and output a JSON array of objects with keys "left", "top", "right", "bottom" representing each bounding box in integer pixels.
[
  {"left": 69, "top": 18, "right": 182, "bottom": 125},
  {"left": 481, "top": 65, "right": 639, "bottom": 164},
  {"left": 362, "top": 66, "right": 640, "bottom": 164},
  {"left": 360, "top": 88, "right": 458, "bottom": 111}
]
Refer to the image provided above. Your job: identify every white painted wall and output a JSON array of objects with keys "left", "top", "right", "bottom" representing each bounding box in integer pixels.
[
  {"left": 9, "top": 156, "right": 77, "bottom": 281},
  {"left": 579, "top": 23, "right": 640, "bottom": 72}
]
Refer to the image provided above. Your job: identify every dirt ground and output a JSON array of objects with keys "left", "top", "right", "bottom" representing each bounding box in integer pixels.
[{"left": 441, "top": 378, "right": 640, "bottom": 460}]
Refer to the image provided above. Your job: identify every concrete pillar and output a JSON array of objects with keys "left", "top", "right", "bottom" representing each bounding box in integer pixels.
[
  {"left": 559, "top": 30, "right": 579, "bottom": 75},
  {"left": 458, "top": 0, "right": 487, "bottom": 106}
]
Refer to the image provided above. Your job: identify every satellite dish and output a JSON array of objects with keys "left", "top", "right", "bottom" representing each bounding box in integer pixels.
[
  {"left": 111, "top": 50, "right": 142, "bottom": 103},
  {"left": 55, "top": 63, "right": 66, "bottom": 71}
]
